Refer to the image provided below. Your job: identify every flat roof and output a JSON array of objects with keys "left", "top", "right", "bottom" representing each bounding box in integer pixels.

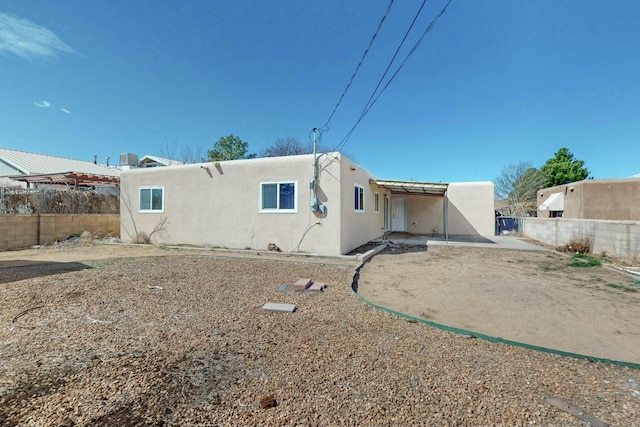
[{"left": 371, "top": 179, "right": 448, "bottom": 196}]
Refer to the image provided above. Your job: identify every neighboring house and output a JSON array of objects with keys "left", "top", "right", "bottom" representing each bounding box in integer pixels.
[
  {"left": 120, "top": 152, "right": 494, "bottom": 256},
  {"left": 138, "top": 155, "right": 184, "bottom": 168},
  {"left": 537, "top": 178, "right": 640, "bottom": 220},
  {"left": 0, "top": 148, "right": 120, "bottom": 190}
]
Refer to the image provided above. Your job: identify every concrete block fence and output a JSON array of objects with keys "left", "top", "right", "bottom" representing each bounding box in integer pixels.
[
  {"left": 0, "top": 214, "right": 119, "bottom": 250},
  {"left": 523, "top": 217, "right": 640, "bottom": 261}
]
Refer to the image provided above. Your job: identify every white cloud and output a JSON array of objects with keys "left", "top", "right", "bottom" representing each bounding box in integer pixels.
[
  {"left": 60, "top": 108, "right": 71, "bottom": 114},
  {"left": 0, "top": 13, "right": 74, "bottom": 60},
  {"left": 34, "top": 100, "right": 51, "bottom": 108}
]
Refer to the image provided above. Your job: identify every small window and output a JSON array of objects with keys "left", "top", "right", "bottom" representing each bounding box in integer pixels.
[
  {"left": 260, "top": 181, "right": 297, "bottom": 212},
  {"left": 139, "top": 187, "right": 164, "bottom": 212},
  {"left": 374, "top": 192, "right": 379, "bottom": 213},
  {"left": 354, "top": 184, "right": 364, "bottom": 212}
]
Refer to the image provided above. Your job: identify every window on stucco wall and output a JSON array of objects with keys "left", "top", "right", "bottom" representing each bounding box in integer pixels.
[
  {"left": 139, "top": 187, "right": 164, "bottom": 213},
  {"left": 260, "top": 181, "right": 297, "bottom": 212},
  {"left": 354, "top": 184, "right": 364, "bottom": 212}
]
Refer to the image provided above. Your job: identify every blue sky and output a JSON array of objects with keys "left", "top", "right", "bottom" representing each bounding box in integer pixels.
[{"left": 1, "top": 0, "right": 639, "bottom": 182}]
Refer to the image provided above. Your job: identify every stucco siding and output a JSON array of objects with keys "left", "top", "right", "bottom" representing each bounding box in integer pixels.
[
  {"left": 446, "top": 182, "right": 495, "bottom": 236},
  {"left": 338, "top": 156, "right": 387, "bottom": 254},
  {"left": 405, "top": 195, "right": 444, "bottom": 234},
  {"left": 538, "top": 178, "right": 640, "bottom": 220},
  {"left": 120, "top": 153, "right": 496, "bottom": 255},
  {"left": 120, "top": 154, "right": 343, "bottom": 254}
]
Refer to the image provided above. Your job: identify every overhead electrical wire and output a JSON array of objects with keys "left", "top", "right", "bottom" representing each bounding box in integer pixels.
[
  {"left": 332, "top": 0, "right": 453, "bottom": 153},
  {"left": 321, "top": 0, "right": 395, "bottom": 132}
]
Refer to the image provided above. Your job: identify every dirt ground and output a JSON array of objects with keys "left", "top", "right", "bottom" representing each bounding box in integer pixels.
[
  {"left": 358, "top": 244, "right": 640, "bottom": 364},
  {"left": 1, "top": 242, "right": 639, "bottom": 426}
]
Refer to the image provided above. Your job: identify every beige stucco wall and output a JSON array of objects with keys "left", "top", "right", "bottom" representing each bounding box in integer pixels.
[
  {"left": 337, "top": 156, "right": 390, "bottom": 254},
  {"left": 120, "top": 153, "right": 346, "bottom": 255},
  {"left": 446, "top": 182, "right": 495, "bottom": 236},
  {"left": 403, "top": 195, "right": 444, "bottom": 234},
  {"left": 120, "top": 153, "right": 496, "bottom": 255},
  {"left": 538, "top": 178, "right": 640, "bottom": 220}
]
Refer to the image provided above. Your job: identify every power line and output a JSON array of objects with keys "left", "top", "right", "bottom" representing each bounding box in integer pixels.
[
  {"left": 333, "top": 0, "right": 427, "bottom": 152},
  {"left": 321, "top": 0, "right": 395, "bottom": 131},
  {"left": 333, "top": 0, "right": 453, "bottom": 153}
]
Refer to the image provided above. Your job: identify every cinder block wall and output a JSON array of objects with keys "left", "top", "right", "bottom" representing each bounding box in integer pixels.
[
  {"left": 523, "top": 217, "right": 640, "bottom": 260},
  {"left": 0, "top": 215, "right": 39, "bottom": 250},
  {"left": 0, "top": 214, "right": 120, "bottom": 250}
]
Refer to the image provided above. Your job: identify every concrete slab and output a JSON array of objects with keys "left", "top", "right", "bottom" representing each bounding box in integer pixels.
[
  {"left": 374, "top": 233, "right": 548, "bottom": 251},
  {"left": 261, "top": 303, "right": 296, "bottom": 313}
]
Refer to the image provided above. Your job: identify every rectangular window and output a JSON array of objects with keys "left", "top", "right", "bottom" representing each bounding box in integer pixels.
[
  {"left": 374, "top": 192, "right": 379, "bottom": 213},
  {"left": 354, "top": 184, "right": 364, "bottom": 212},
  {"left": 139, "top": 187, "right": 164, "bottom": 212},
  {"left": 260, "top": 181, "right": 297, "bottom": 212}
]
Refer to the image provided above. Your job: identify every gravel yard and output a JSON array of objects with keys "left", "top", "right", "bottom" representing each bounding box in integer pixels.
[{"left": 1, "top": 245, "right": 639, "bottom": 426}]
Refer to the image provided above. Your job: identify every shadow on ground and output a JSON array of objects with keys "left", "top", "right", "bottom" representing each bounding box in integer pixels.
[{"left": 0, "top": 261, "right": 92, "bottom": 284}]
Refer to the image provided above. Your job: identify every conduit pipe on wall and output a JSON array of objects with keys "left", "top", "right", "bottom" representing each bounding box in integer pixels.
[{"left": 309, "top": 128, "right": 325, "bottom": 214}]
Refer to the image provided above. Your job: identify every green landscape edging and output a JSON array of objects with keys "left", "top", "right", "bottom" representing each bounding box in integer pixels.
[{"left": 350, "top": 287, "right": 640, "bottom": 370}]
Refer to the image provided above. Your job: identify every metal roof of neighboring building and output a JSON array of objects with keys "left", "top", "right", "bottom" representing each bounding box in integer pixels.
[
  {"left": 0, "top": 148, "right": 120, "bottom": 177},
  {"left": 371, "top": 179, "right": 448, "bottom": 196}
]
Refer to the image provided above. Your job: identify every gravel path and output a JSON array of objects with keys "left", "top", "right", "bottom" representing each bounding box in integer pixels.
[{"left": 1, "top": 249, "right": 639, "bottom": 426}]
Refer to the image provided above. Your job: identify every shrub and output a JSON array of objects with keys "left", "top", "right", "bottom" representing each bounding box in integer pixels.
[
  {"left": 559, "top": 238, "right": 592, "bottom": 254},
  {"left": 567, "top": 253, "right": 601, "bottom": 267}
]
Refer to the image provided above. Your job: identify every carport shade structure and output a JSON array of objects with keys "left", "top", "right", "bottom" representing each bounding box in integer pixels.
[
  {"left": 11, "top": 172, "right": 120, "bottom": 189},
  {"left": 370, "top": 179, "right": 450, "bottom": 240}
]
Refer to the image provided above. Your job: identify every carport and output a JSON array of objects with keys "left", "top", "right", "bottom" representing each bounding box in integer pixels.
[{"left": 371, "top": 179, "right": 450, "bottom": 240}]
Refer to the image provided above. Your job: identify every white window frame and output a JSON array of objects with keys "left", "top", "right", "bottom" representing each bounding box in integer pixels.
[
  {"left": 259, "top": 181, "right": 298, "bottom": 213},
  {"left": 354, "top": 184, "right": 365, "bottom": 213},
  {"left": 139, "top": 186, "right": 164, "bottom": 213},
  {"left": 374, "top": 192, "right": 379, "bottom": 213}
]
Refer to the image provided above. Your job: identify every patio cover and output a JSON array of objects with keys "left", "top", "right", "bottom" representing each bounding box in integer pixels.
[
  {"left": 370, "top": 179, "right": 448, "bottom": 196},
  {"left": 371, "top": 179, "right": 450, "bottom": 241},
  {"left": 539, "top": 192, "right": 564, "bottom": 211},
  {"left": 11, "top": 172, "right": 120, "bottom": 188}
]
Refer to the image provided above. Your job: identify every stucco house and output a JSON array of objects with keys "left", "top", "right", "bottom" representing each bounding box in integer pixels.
[
  {"left": 120, "top": 152, "right": 494, "bottom": 255},
  {"left": 537, "top": 178, "right": 640, "bottom": 220}
]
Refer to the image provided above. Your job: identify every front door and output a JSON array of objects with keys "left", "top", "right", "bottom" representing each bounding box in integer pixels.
[{"left": 392, "top": 198, "right": 406, "bottom": 232}]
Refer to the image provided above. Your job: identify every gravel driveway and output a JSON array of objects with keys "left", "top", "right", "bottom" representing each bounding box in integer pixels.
[{"left": 0, "top": 244, "right": 638, "bottom": 426}]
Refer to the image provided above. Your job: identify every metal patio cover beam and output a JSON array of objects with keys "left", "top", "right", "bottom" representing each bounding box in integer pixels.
[{"left": 370, "top": 179, "right": 448, "bottom": 196}]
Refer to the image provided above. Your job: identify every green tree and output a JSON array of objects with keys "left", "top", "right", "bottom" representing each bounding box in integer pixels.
[
  {"left": 494, "top": 161, "right": 545, "bottom": 216},
  {"left": 207, "top": 135, "right": 255, "bottom": 161},
  {"left": 540, "top": 147, "right": 589, "bottom": 187}
]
